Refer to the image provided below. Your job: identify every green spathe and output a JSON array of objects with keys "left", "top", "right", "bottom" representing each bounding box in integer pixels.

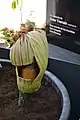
[{"left": 10, "top": 30, "right": 48, "bottom": 93}]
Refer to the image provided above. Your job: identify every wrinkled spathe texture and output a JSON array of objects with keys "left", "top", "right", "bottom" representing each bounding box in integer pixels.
[{"left": 10, "top": 30, "right": 48, "bottom": 93}]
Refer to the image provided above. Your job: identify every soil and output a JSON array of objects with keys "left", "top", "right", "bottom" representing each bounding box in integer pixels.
[{"left": 0, "top": 66, "right": 61, "bottom": 120}]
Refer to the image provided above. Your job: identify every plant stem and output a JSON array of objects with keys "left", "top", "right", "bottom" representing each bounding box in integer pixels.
[{"left": 20, "top": 0, "right": 23, "bottom": 24}]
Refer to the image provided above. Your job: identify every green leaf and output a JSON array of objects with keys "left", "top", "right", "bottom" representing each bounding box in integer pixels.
[
  {"left": 11, "top": 0, "right": 21, "bottom": 9},
  {"left": 11, "top": 0, "right": 16, "bottom": 10}
]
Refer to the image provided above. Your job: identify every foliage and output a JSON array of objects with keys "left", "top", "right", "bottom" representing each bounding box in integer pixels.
[
  {"left": 11, "top": 0, "right": 20, "bottom": 9},
  {"left": 25, "top": 19, "right": 36, "bottom": 29},
  {"left": 0, "top": 27, "right": 15, "bottom": 46}
]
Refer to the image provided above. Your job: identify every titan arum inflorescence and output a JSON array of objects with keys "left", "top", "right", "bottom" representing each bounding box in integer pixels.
[{"left": 10, "top": 30, "right": 48, "bottom": 93}]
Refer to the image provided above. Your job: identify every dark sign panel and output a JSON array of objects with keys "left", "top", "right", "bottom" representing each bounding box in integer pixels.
[
  {"left": 49, "top": 14, "right": 77, "bottom": 36},
  {"left": 46, "top": 0, "right": 80, "bottom": 38},
  {"left": 46, "top": 0, "right": 80, "bottom": 54}
]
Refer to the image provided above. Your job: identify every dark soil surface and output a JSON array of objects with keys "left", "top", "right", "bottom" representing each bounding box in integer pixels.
[{"left": 0, "top": 66, "right": 61, "bottom": 120}]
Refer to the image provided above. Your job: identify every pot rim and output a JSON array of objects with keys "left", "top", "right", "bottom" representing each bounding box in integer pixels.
[{"left": 45, "top": 70, "right": 70, "bottom": 120}]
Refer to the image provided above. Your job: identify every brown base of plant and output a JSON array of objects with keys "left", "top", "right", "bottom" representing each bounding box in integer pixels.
[{"left": 17, "top": 63, "right": 39, "bottom": 80}]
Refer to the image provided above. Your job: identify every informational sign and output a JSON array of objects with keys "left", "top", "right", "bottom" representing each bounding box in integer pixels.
[
  {"left": 46, "top": 0, "right": 80, "bottom": 55},
  {"left": 49, "top": 14, "right": 78, "bottom": 36}
]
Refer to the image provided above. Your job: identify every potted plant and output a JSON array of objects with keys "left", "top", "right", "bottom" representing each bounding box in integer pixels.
[
  {"left": 0, "top": 61, "right": 70, "bottom": 120},
  {"left": 9, "top": 29, "right": 70, "bottom": 120},
  {"left": 10, "top": 30, "right": 48, "bottom": 105}
]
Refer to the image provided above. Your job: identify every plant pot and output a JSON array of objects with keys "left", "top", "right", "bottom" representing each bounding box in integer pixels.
[{"left": 0, "top": 61, "right": 70, "bottom": 120}]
